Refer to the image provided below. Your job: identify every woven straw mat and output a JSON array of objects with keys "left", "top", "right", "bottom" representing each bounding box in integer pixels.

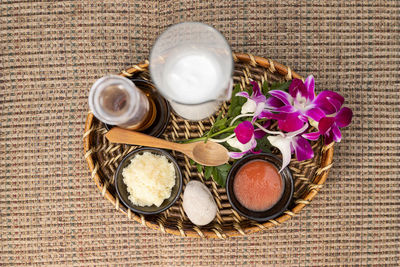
[{"left": 1, "top": 0, "right": 399, "bottom": 266}]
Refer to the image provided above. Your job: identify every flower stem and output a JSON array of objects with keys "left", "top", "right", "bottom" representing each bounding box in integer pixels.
[
  {"left": 229, "top": 113, "right": 253, "bottom": 126},
  {"left": 210, "top": 125, "right": 237, "bottom": 137},
  {"left": 182, "top": 125, "right": 237, "bottom": 143},
  {"left": 209, "top": 133, "right": 235, "bottom": 143},
  {"left": 254, "top": 122, "right": 285, "bottom": 137},
  {"left": 287, "top": 123, "right": 309, "bottom": 137}
]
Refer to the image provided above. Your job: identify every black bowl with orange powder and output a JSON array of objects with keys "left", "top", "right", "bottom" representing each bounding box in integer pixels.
[{"left": 226, "top": 153, "right": 294, "bottom": 222}]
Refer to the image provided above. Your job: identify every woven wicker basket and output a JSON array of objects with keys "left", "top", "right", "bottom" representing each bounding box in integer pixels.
[{"left": 83, "top": 53, "right": 334, "bottom": 239}]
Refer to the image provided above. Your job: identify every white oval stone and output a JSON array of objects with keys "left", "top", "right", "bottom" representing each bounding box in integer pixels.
[{"left": 182, "top": 180, "right": 217, "bottom": 226}]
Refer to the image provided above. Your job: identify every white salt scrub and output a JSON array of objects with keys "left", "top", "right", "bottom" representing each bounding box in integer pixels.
[
  {"left": 122, "top": 152, "right": 175, "bottom": 207},
  {"left": 182, "top": 181, "right": 217, "bottom": 226}
]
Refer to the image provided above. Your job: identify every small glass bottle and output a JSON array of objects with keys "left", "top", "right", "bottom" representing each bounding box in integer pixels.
[{"left": 88, "top": 75, "right": 156, "bottom": 130}]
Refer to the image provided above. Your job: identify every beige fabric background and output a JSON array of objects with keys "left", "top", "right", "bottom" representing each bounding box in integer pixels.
[{"left": 1, "top": 0, "right": 399, "bottom": 266}]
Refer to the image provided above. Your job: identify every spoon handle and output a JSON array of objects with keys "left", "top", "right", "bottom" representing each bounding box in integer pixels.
[{"left": 105, "top": 127, "right": 182, "bottom": 151}]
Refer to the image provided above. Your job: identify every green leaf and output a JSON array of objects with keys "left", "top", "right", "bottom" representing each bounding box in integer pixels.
[
  {"left": 189, "top": 158, "right": 203, "bottom": 173},
  {"left": 245, "top": 83, "right": 253, "bottom": 95},
  {"left": 204, "top": 166, "right": 213, "bottom": 180},
  {"left": 211, "top": 163, "right": 231, "bottom": 187},
  {"left": 213, "top": 110, "right": 223, "bottom": 126},
  {"left": 212, "top": 167, "right": 225, "bottom": 187},
  {"left": 270, "top": 81, "right": 291, "bottom": 92},
  {"left": 216, "top": 163, "right": 231, "bottom": 174},
  {"left": 213, "top": 117, "right": 227, "bottom": 130},
  {"left": 196, "top": 163, "right": 203, "bottom": 173},
  {"left": 204, "top": 111, "right": 223, "bottom": 142},
  {"left": 238, "top": 95, "right": 247, "bottom": 105},
  {"left": 231, "top": 105, "right": 242, "bottom": 118},
  {"left": 217, "top": 132, "right": 233, "bottom": 139},
  {"left": 262, "top": 81, "right": 270, "bottom": 95},
  {"left": 255, "top": 135, "right": 272, "bottom": 153},
  {"left": 227, "top": 83, "right": 249, "bottom": 118},
  {"left": 227, "top": 84, "right": 242, "bottom": 117}
]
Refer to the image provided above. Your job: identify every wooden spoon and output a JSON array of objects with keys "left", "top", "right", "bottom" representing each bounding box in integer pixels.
[{"left": 105, "top": 127, "right": 230, "bottom": 166}]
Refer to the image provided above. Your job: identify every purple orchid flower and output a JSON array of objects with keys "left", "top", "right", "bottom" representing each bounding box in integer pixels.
[
  {"left": 266, "top": 75, "right": 344, "bottom": 132},
  {"left": 218, "top": 75, "right": 352, "bottom": 166},
  {"left": 253, "top": 120, "right": 271, "bottom": 139},
  {"left": 302, "top": 106, "right": 353, "bottom": 145},
  {"left": 267, "top": 124, "right": 314, "bottom": 172},
  {"left": 236, "top": 81, "right": 267, "bottom": 122},
  {"left": 226, "top": 121, "right": 260, "bottom": 159}
]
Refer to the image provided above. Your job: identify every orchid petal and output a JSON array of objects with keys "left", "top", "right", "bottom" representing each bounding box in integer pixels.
[
  {"left": 254, "top": 122, "right": 285, "bottom": 137},
  {"left": 313, "top": 91, "right": 344, "bottom": 115},
  {"left": 302, "top": 131, "right": 321, "bottom": 141},
  {"left": 335, "top": 107, "right": 353, "bottom": 128},
  {"left": 227, "top": 136, "right": 253, "bottom": 152},
  {"left": 278, "top": 112, "right": 305, "bottom": 132},
  {"left": 304, "top": 75, "right": 315, "bottom": 101},
  {"left": 258, "top": 110, "right": 285, "bottom": 120},
  {"left": 258, "top": 110, "right": 273, "bottom": 119},
  {"left": 236, "top": 91, "right": 250, "bottom": 98},
  {"left": 254, "top": 121, "right": 271, "bottom": 139},
  {"left": 254, "top": 129, "right": 266, "bottom": 139},
  {"left": 250, "top": 138, "right": 262, "bottom": 154},
  {"left": 252, "top": 94, "right": 267, "bottom": 104},
  {"left": 267, "top": 135, "right": 292, "bottom": 172},
  {"left": 265, "top": 96, "right": 284, "bottom": 108},
  {"left": 234, "top": 121, "right": 254, "bottom": 144},
  {"left": 305, "top": 107, "right": 326, "bottom": 122},
  {"left": 289, "top": 142, "right": 295, "bottom": 154},
  {"left": 228, "top": 151, "right": 249, "bottom": 159},
  {"left": 286, "top": 122, "right": 309, "bottom": 137},
  {"left": 331, "top": 124, "right": 342, "bottom": 142},
  {"left": 252, "top": 102, "right": 266, "bottom": 122},
  {"left": 249, "top": 138, "right": 258, "bottom": 150},
  {"left": 241, "top": 99, "right": 257, "bottom": 114},
  {"left": 289, "top": 78, "right": 308, "bottom": 99},
  {"left": 317, "top": 100, "right": 336, "bottom": 115},
  {"left": 227, "top": 136, "right": 256, "bottom": 159},
  {"left": 269, "top": 90, "right": 292, "bottom": 106},
  {"left": 271, "top": 105, "right": 297, "bottom": 113},
  {"left": 317, "top": 91, "right": 345, "bottom": 105},
  {"left": 292, "top": 136, "right": 314, "bottom": 161},
  {"left": 318, "top": 117, "right": 335, "bottom": 134},
  {"left": 327, "top": 97, "right": 343, "bottom": 113},
  {"left": 298, "top": 113, "right": 309, "bottom": 122},
  {"left": 250, "top": 81, "right": 262, "bottom": 97},
  {"left": 324, "top": 130, "right": 334, "bottom": 145}
]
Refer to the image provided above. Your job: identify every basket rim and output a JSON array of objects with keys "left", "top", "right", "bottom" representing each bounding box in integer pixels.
[{"left": 83, "top": 52, "right": 334, "bottom": 239}]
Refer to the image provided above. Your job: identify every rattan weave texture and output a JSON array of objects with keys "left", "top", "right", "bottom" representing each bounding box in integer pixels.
[{"left": 83, "top": 53, "right": 334, "bottom": 238}]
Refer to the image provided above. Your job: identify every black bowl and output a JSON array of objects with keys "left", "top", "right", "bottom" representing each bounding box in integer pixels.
[
  {"left": 226, "top": 153, "right": 294, "bottom": 222},
  {"left": 114, "top": 147, "right": 182, "bottom": 215}
]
